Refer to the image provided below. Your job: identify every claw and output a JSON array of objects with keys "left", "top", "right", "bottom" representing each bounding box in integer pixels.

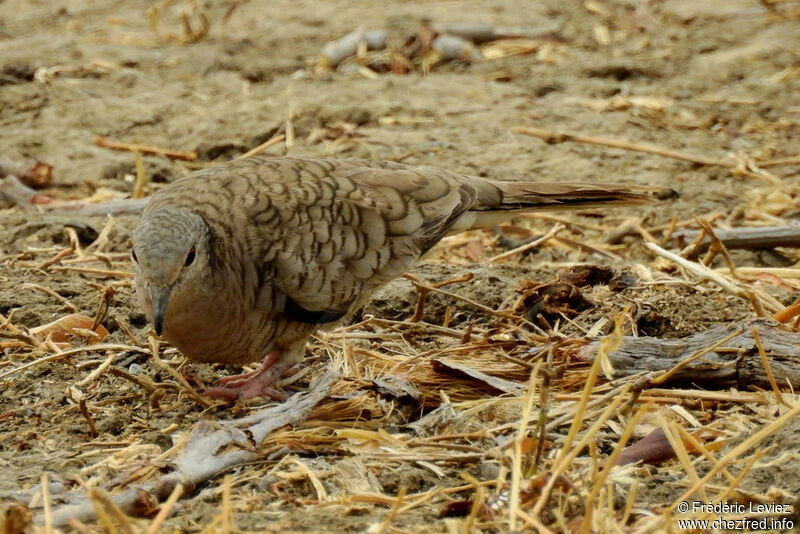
[{"left": 204, "top": 351, "right": 296, "bottom": 402}]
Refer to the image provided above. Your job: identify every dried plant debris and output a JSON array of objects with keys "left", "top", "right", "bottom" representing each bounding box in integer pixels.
[
  {"left": 319, "top": 28, "right": 389, "bottom": 69},
  {"left": 314, "top": 21, "right": 564, "bottom": 76},
  {"left": 0, "top": 159, "right": 53, "bottom": 189},
  {"left": 4, "top": 192, "right": 800, "bottom": 530},
  {"left": 3, "top": 0, "right": 800, "bottom": 531}
]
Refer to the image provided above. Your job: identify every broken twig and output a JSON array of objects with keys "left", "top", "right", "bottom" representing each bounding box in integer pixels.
[
  {"left": 489, "top": 223, "right": 564, "bottom": 262},
  {"left": 95, "top": 137, "right": 197, "bottom": 161},
  {"left": 513, "top": 126, "right": 734, "bottom": 168},
  {"left": 577, "top": 318, "right": 800, "bottom": 390},
  {"left": 674, "top": 225, "right": 800, "bottom": 255},
  {"left": 41, "top": 371, "right": 338, "bottom": 527}
]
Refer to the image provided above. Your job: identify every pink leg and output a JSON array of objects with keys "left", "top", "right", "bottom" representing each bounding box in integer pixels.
[
  {"left": 217, "top": 352, "right": 280, "bottom": 387},
  {"left": 217, "top": 366, "right": 262, "bottom": 385},
  {"left": 205, "top": 351, "right": 298, "bottom": 401}
]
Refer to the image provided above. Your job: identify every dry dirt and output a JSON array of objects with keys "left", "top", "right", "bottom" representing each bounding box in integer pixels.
[{"left": 2, "top": 0, "right": 800, "bottom": 532}]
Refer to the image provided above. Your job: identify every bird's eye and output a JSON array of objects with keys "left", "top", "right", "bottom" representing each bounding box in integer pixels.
[
  {"left": 131, "top": 249, "right": 138, "bottom": 263},
  {"left": 185, "top": 246, "right": 196, "bottom": 266}
]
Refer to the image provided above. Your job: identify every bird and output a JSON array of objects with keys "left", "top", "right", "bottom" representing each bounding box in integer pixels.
[{"left": 132, "top": 156, "right": 655, "bottom": 401}]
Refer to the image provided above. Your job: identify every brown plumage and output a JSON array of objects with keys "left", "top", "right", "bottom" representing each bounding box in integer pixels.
[{"left": 132, "top": 156, "right": 653, "bottom": 400}]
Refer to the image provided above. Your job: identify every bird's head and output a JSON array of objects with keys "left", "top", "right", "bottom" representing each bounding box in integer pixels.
[{"left": 132, "top": 208, "right": 211, "bottom": 336}]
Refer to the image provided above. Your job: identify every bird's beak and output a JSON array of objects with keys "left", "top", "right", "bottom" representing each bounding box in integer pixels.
[{"left": 149, "top": 285, "right": 172, "bottom": 336}]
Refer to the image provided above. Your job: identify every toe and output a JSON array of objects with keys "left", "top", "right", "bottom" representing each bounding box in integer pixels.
[
  {"left": 239, "top": 385, "right": 288, "bottom": 402},
  {"left": 204, "top": 383, "right": 288, "bottom": 402},
  {"left": 203, "top": 386, "right": 243, "bottom": 400}
]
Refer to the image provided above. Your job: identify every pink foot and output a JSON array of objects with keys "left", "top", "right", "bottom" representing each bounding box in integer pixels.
[{"left": 205, "top": 351, "right": 298, "bottom": 401}]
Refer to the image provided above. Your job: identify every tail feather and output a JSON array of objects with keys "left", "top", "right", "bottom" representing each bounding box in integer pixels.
[
  {"left": 450, "top": 177, "right": 658, "bottom": 232},
  {"left": 479, "top": 179, "right": 655, "bottom": 210}
]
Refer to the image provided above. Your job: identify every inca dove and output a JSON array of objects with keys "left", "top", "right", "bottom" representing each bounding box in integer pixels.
[{"left": 132, "top": 156, "right": 654, "bottom": 401}]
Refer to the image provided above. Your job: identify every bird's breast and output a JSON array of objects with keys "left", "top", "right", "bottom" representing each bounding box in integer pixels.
[{"left": 168, "top": 285, "right": 263, "bottom": 364}]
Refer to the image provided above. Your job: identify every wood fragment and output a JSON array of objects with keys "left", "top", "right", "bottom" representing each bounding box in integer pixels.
[
  {"left": 0, "top": 312, "right": 44, "bottom": 349},
  {"left": 42, "top": 474, "right": 52, "bottom": 534},
  {"left": 513, "top": 126, "right": 734, "bottom": 167},
  {"left": 76, "top": 353, "right": 116, "bottom": 387},
  {"left": 647, "top": 330, "right": 741, "bottom": 386},
  {"left": 0, "top": 175, "right": 52, "bottom": 207},
  {"left": 39, "top": 371, "right": 337, "bottom": 527},
  {"left": 0, "top": 171, "right": 150, "bottom": 215},
  {"left": 372, "top": 376, "right": 421, "bottom": 402},
  {"left": 0, "top": 158, "right": 54, "bottom": 189},
  {"left": 39, "top": 247, "right": 76, "bottom": 270},
  {"left": 50, "top": 266, "right": 134, "bottom": 278},
  {"left": 95, "top": 137, "right": 197, "bottom": 161},
  {"left": 132, "top": 151, "right": 148, "bottom": 199},
  {"left": 752, "top": 326, "right": 786, "bottom": 406},
  {"left": 695, "top": 218, "right": 737, "bottom": 276},
  {"left": 402, "top": 273, "right": 529, "bottom": 328},
  {"left": 404, "top": 272, "right": 474, "bottom": 322},
  {"left": 148, "top": 334, "right": 211, "bottom": 409},
  {"left": 774, "top": 296, "right": 800, "bottom": 323},
  {"left": 238, "top": 134, "right": 285, "bottom": 159},
  {"left": 674, "top": 225, "right": 800, "bottom": 255},
  {"left": 645, "top": 241, "right": 780, "bottom": 314},
  {"left": 22, "top": 283, "right": 78, "bottom": 312},
  {"left": 488, "top": 223, "right": 564, "bottom": 262},
  {"left": 0, "top": 343, "right": 150, "bottom": 380},
  {"left": 577, "top": 318, "right": 800, "bottom": 389},
  {"left": 77, "top": 396, "right": 98, "bottom": 438},
  {"left": 60, "top": 198, "right": 151, "bottom": 217}
]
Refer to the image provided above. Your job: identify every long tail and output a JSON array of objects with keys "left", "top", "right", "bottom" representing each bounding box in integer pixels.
[{"left": 451, "top": 177, "right": 658, "bottom": 231}]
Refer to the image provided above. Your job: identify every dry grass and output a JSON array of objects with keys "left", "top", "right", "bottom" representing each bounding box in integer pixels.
[
  {"left": 3, "top": 205, "right": 800, "bottom": 532},
  {"left": 3, "top": 2, "right": 800, "bottom": 531}
]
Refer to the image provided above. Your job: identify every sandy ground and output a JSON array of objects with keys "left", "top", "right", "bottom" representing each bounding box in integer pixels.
[{"left": 2, "top": 0, "right": 800, "bottom": 532}]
